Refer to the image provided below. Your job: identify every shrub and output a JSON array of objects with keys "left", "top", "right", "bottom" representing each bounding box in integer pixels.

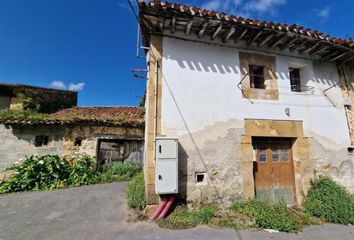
[
  {"left": 304, "top": 176, "right": 354, "bottom": 225},
  {"left": 230, "top": 199, "right": 299, "bottom": 232},
  {"left": 126, "top": 172, "right": 146, "bottom": 210},
  {"left": 68, "top": 156, "right": 99, "bottom": 186},
  {"left": 99, "top": 162, "right": 142, "bottom": 182},
  {"left": 0, "top": 155, "right": 70, "bottom": 193},
  {"left": 157, "top": 205, "right": 217, "bottom": 230}
]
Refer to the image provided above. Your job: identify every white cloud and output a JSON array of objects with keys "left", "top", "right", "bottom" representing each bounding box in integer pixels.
[
  {"left": 201, "top": 0, "right": 286, "bottom": 17},
  {"left": 202, "top": 0, "right": 222, "bottom": 10},
  {"left": 49, "top": 81, "right": 67, "bottom": 90},
  {"left": 68, "top": 82, "right": 85, "bottom": 91},
  {"left": 315, "top": 6, "right": 330, "bottom": 22}
]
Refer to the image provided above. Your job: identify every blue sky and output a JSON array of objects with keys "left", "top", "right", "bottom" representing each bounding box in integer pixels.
[{"left": 0, "top": 0, "right": 352, "bottom": 106}]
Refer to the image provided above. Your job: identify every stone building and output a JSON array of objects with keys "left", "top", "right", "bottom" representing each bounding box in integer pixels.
[
  {"left": 138, "top": 0, "right": 354, "bottom": 208},
  {"left": 0, "top": 82, "right": 77, "bottom": 113},
  {"left": 0, "top": 83, "right": 145, "bottom": 171}
]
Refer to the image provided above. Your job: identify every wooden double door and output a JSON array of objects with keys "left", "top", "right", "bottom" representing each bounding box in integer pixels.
[{"left": 253, "top": 138, "right": 296, "bottom": 205}]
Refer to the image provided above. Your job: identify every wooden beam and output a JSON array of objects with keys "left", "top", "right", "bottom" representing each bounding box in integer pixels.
[
  {"left": 279, "top": 36, "right": 298, "bottom": 50},
  {"left": 299, "top": 42, "right": 321, "bottom": 54},
  {"left": 289, "top": 39, "right": 308, "bottom": 52},
  {"left": 329, "top": 52, "right": 348, "bottom": 62},
  {"left": 223, "top": 26, "right": 235, "bottom": 42},
  {"left": 198, "top": 21, "right": 209, "bottom": 38},
  {"left": 310, "top": 45, "right": 329, "bottom": 55},
  {"left": 185, "top": 20, "right": 193, "bottom": 36},
  {"left": 247, "top": 30, "right": 262, "bottom": 46},
  {"left": 238, "top": 28, "right": 248, "bottom": 41},
  {"left": 158, "top": 17, "right": 164, "bottom": 32},
  {"left": 258, "top": 34, "right": 274, "bottom": 47},
  {"left": 324, "top": 50, "right": 342, "bottom": 59},
  {"left": 211, "top": 23, "right": 223, "bottom": 40},
  {"left": 269, "top": 34, "right": 287, "bottom": 48},
  {"left": 171, "top": 16, "right": 176, "bottom": 34},
  {"left": 342, "top": 55, "right": 354, "bottom": 63}
]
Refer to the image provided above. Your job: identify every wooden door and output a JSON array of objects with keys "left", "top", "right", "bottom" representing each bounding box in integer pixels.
[{"left": 253, "top": 138, "right": 296, "bottom": 205}]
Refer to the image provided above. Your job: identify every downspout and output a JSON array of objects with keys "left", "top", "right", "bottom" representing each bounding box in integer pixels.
[{"left": 153, "top": 58, "right": 159, "bottom": 161}]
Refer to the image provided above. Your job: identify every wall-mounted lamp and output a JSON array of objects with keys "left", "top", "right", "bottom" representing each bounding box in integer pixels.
[{"left": 285, "top": 107, "right": 290, "bottom": 117}]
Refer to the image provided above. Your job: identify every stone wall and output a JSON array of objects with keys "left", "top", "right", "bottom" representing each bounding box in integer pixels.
[
  {"left": 0, "top": 83, "right": 77, "bottom": 113},
  {"left": 0, "top": 96, "right": 11, "bottom": 110},
  {"left": 0, "top": 124, "right": 144, "bottom": 171},
  {"left": 177, "top": 119, "right": 353, "bottom": 208},
  {"left": 0, "top": 124, "right": 64, "bottom": 170},
  {"left": 62, "top": 125, "right": 144, "bottom": 162}
]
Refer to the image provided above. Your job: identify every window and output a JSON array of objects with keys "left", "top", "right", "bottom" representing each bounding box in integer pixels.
[
  {"left": 249, "top": 65, "right": 265, "bottom": 89},
  {"left": 272, "top": 147, "right": 279, "bottom": 161},
  {"left": 35, "top": 135, "right": 49, "bottom": 147},
  {"left": 289, "top": 68, "right": 301, "bottom": 92},
  {"left": 258, "top": 147, "right": 267, "bottom": 162},
  {"left": 74, "top": 138, "right": 82, "bottom": 146},
  {"left": 281, "top": 147, "right": 289, "bottom": 161}
]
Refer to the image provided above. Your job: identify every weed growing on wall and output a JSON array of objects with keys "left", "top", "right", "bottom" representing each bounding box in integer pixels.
[
  {"left": 304, "top": 176, "right": 354, "bottom": 225},
  {"left": 0, "top": 109, "right": 48, "bottom": 121}
]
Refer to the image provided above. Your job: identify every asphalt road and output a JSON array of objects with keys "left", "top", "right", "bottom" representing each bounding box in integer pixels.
[{"left": 0, "top": 182, "right": 353, "bottom": 240}]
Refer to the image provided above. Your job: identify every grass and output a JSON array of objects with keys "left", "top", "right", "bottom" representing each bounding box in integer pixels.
[
  {"left": 156, "top": 205, "right": 217, "bottom": 230},
  {"left": 126, "top": 172, "right": 146, "bottom": 211}
]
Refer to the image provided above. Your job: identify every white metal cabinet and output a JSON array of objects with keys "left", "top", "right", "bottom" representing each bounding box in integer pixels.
[
  {"left": 155, "top": 137, "right": 178, "bottom": 194},
  {"left": 156, "top": 138, "right": 178, "bottom": 159}
]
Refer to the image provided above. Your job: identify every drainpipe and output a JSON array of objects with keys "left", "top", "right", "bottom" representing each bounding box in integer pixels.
[{"left": 153, "top": 58, "right": 159, "bottom": 161}]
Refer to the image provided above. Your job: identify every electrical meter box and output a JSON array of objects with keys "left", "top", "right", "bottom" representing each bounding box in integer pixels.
[{"left": 155, "top": 137, "right": 178, "bottom": 194}]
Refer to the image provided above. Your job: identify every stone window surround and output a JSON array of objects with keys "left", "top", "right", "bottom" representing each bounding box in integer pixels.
[{"left": 239, "top": 52, "right": 279, "bottom": 101}]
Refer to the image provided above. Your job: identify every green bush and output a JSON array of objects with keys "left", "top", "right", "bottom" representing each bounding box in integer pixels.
[
  {"left": 230, "top": 199, "right": 299, "bottom": 232},
  {"left": 126, "top": 172, "right": 146, "bottom": 210},
  {"left": 68, "top": 156, "right": 99, "bottom": 186},
  {"left": 99, "top": 162, "right": 142, "bottom": 182},
  {"left": 0, "top": 155, "right": 70, "bottom": 192},
  {"left": 304, "top": 176, "right": 354, "bottom": 225},
  {"left": 157, "top": 205, "right": 217, "bottom": 230}
]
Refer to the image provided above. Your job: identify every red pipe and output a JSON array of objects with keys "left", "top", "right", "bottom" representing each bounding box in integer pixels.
[
  {"left": 157, "top": 196, "right": 175, "bottom": 219},
  {"left": 150, "top": 197, "right": 168, "bottom": 220}
]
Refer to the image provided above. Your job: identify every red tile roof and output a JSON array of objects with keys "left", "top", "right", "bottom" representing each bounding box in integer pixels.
[
  {"left": 139, "top": 0, "right": 354, "bottom": 51},
  {"left": 0, "top": 107, "right": 145, "bottom": 127},
  {"left": 51, "top": 106, "right": 144, "bottom": 121}
]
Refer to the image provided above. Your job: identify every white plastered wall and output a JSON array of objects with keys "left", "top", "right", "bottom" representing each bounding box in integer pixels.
[{"left": 161, "top": 37, "right": 350, "bottom": 149}]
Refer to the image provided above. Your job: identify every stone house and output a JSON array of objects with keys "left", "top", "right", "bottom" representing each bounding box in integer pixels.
[
  {"left": 0, "top": 82, "right": 77, "bottom": 113},
  {"left": 0, "top": 83, "right": 145, "bottom": 171},
  {"left": 138, "top": 0, "right": 354, "bottom": 208}
]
